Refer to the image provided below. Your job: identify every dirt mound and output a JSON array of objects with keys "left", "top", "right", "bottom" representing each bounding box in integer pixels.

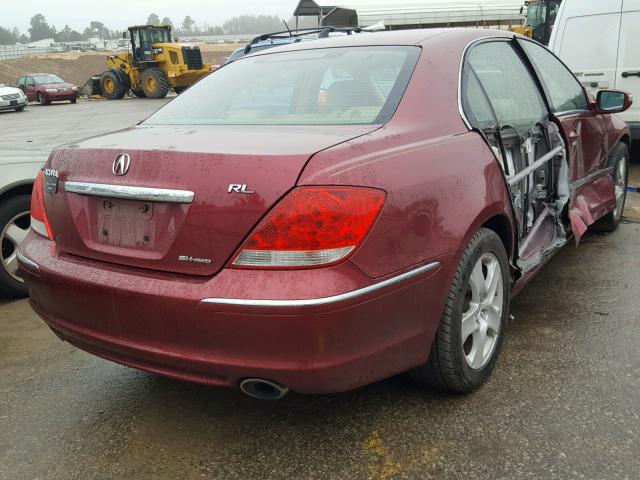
[
  {"left": 0, "top": 54, "right": 108, "bottom": 86},
  {"left": 0, "top": 45, "right": 241, "bottom": 87}
]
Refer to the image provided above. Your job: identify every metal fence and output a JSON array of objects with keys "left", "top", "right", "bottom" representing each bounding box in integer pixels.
[{"left": 0, "top": 46, "right": 60, "bottom": 61}]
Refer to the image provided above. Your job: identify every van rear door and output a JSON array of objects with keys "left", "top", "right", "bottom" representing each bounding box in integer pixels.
[
  {"left": 550, "top": 0, "right": 622, "bottom": 95},
  {"left": 615, "top": 0, "right": 640, "bottom": 129}
]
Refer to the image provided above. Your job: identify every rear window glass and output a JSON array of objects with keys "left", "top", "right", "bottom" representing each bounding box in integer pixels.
[{"left": 145, "top": 46, "right": 420, "bottom": 126}]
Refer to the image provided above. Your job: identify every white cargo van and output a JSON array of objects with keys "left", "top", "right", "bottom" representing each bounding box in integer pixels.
[{"left": 549, "top": 0, "right": 640, "bottom": 140}]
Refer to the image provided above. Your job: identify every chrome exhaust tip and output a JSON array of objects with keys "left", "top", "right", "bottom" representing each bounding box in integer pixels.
[{"left": 239, "top": 378, "right": 289, "bottom": 400}]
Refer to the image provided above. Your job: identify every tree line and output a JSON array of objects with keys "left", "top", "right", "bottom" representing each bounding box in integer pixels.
[{"left": 0, "top": 13, "right": 309, "bottom": 45}]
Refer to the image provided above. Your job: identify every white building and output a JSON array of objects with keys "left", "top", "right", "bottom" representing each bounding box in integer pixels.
[{"left": 293, "top": 0, "right": 525, "bottom": 29}]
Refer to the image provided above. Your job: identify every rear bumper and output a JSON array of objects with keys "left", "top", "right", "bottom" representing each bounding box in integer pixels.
[
  {"left": 18, "top": 234, "right": 453, "bottom": 394},
  {"left": 172, "top": 68, "right": 213, "bottom": 87}
]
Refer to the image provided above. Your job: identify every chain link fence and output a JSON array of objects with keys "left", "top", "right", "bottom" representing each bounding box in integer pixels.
[{"left": 0, "top": 46, "right": 62, "bottom": 61}]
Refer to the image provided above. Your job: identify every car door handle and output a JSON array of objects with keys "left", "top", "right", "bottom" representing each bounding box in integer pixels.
[{"left": 621, "top": 71, "right": 640, "bottom": 78}]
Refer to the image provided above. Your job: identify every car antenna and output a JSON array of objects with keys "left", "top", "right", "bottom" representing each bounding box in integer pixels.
[{"left": 283, "top": 20, "right": 293, "bottom": 37}]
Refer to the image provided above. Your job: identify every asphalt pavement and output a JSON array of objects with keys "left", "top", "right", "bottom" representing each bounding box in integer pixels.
[
  {"left": 0, "top": 97, "right": 171, "bottom": 165},
  {"left": 1, "top": 101, "right": 639, "bottom": 479}
]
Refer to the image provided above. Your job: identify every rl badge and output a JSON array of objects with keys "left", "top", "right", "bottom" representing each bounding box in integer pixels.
[{"left": 43, "top": 168, "right": 59, "bottom": 194}]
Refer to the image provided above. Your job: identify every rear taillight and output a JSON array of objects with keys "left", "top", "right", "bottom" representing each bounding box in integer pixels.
[
  {"left": 231, "top": 186, "right": 385, "bottom": 268},
  {"left": 31, "top": 170, "right": 53, "bottom": 239}
]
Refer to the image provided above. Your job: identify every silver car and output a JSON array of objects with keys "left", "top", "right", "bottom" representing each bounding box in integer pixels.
[{"left": 0, "top": 84, "right": 28, "bottom": 112}]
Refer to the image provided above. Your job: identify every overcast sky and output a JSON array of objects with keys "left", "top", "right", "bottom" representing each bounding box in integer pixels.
[{"left": 5, "top": 0, "right": 303, "bottom": 34}]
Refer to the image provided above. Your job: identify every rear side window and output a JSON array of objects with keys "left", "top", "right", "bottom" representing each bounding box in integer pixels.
[
  {"left": 146, "top": 46, "right": 420, "bottom": 126},
  {"left": 461, "top": 67, "right": 497, "bottom": 128},
  {"left": 520, "top": 40, "right": 588, "bottom": 113},
  {"left": 463, "top": 41, "right": 548, "bottom": 136}
]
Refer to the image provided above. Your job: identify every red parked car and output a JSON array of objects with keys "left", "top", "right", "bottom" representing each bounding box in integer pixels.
[
  {"left": 17, "top": 73, "right": 78, "bottom": 105},
  {"left": 18, "top": 30, "right": 631, "bottom": 399}
]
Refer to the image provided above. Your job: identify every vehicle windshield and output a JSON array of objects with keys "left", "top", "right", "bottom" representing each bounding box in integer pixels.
[
  {"left": 139, "top": 27, "right": 171, "bottom": 44},
  {"left": 33, "top": 74, "right": 64, "bottom": 84},
  {"left": 526, "top": 3, "right": 546, "bottom": 27},
  {"left": 146, "top": 46, "right": 420, "bottom": 126}
]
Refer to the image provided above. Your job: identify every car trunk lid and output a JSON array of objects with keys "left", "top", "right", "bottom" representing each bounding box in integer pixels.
[{"left": 45, "top": 124, "right": 377, "bottom": 276}]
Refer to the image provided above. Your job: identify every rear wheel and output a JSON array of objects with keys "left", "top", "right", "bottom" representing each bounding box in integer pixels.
[
  {"left": 410, "top": 228, "right": 510, "bottom": 392},
  {"left": 0, "top": 195, "right": 31, "bottom": 298},
  {"left": 592, "top": 142, "right": 629, "bottom": 232},
  {"left": 140, "top": 68, "right": 170, "bottom": 99},
  {"left": 100, "top": 70, "right": 127, "bottom": 100}
]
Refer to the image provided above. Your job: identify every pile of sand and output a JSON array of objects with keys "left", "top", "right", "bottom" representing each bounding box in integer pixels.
[{"left": 0, "top": 44, "right": 242, "bottom": 87}]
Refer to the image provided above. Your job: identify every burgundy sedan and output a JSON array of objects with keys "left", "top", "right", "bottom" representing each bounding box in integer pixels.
[
  {"left": 17, "top": 73, "right": 78, "bottom": 104},
  {"left": 18, "top": 30, "right": 631, "bottom": 399}
]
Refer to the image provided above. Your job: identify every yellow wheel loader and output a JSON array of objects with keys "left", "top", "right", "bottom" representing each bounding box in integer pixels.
[
  {"left": 512, "top": 0, "right": 562, "bottom": 45},
  {"left": 89, "top": 25, "right": 211, "bottom": 99}
]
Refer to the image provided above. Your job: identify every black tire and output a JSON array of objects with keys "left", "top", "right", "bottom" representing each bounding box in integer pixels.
[
  {"left": 591, "top": 142, "right": 629, "bottom": 233},
  {"left": 70, "top": 98, "right": 77, "bottom": 104},
  {"left": 140, "top": 68, "right": 170, "bottom": 99},
  {"left": 0, "top": 195, "right": 31, "bottom": 298},
  {"left": 100, "top": 70, "right": 127, "bottom": 100},
  {"left": 37, "top": 92, "right": 48, "bottom": 105},
  {"left": 131, "top": 88, "right": 146, "bottom": 98},
  {"left": 14, "top": 106, "right": 25, "bottom": 112},
  {"left": 173, "top": 86, "right": 188, "bottom": 94},
  {"left": 410, "top": 228, "right": 510, "bottom": 392}
]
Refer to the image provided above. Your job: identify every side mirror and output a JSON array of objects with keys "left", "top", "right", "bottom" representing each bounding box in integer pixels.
[{"left": 595, "top": 90, "right": 633, "bottom": 114}]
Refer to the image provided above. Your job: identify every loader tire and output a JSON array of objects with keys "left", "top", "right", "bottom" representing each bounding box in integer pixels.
[
  {"left": 141, "top": 68, "right": 170, "bottom": 99},
  {"left": 100, "top": 70, "right": 127, "bottom": 100}
]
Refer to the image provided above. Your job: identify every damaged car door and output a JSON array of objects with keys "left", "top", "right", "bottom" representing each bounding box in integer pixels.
[
  {"left": 462, "top": 39, "right": 570, "bottom": 273},
  {"left": 518, "top": 39, "right": 614, "bottom": 240}
]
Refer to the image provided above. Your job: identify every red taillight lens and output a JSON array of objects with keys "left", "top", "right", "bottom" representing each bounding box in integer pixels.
[
  {"left": 232, "top": 186, "right": 385, "bottom": 268},
  {"left": 30, "top": 170, "right": 53, "bottom": 239}
]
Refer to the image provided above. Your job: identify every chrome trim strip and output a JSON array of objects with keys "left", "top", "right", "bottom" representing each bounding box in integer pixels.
[
  {"left": 507, "top": 146, "right": 565, "bottom": 186},
  {"left": 201, "top": 261, "right": 441, "bottom": 307},
  {"left": 17, "top": 250, "right": 39, "bottom": 270},
  {"left": 64, "top": 182, "right": 194, "bottom": 204},
  {"left": 570, "top": 166, "right": 614, "bottom": 191}
]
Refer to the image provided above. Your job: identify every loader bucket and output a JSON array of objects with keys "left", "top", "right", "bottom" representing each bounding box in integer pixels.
[{"left": 80, "top": 75, "right": 102, "bottom": 97}]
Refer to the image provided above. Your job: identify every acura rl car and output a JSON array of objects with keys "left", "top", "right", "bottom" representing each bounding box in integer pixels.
[{"left": 18, "top": 30, "right": 631, "bottom": 399}]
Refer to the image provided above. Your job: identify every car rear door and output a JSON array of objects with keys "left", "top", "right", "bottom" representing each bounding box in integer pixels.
[
  {"left": 614, "top": 0, "right": 640, "bottom": 128},
  {"left": 519, "top": 39, "right": 613, "bottom": 241}
]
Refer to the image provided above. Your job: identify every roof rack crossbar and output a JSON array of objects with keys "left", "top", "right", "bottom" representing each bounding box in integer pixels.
[{"left": 244, "top": 26, "right": 365, "bottom": 54}]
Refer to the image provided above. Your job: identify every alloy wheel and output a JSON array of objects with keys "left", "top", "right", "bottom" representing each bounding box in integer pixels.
[
  {"left": 613, "top": 155, "right": 627, "bottom": 221},
  {"left": 461, "top": 252, "right": 503, "bottom": 369},
  {"left": 1, "top": 210, "right": 30, "bottom": 283}
]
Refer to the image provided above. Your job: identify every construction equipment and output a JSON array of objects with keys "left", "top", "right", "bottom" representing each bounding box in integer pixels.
[
  {"left": 92, "top": 25, "right": 211, "bottom": 99},
  {"left": 513, "top": 0, "right": 562, "bottom": 45}
]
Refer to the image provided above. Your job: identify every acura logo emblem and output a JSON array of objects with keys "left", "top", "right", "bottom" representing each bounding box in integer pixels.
[{"left": 112, "top": 154, "right": 131, "bottom": 176}]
